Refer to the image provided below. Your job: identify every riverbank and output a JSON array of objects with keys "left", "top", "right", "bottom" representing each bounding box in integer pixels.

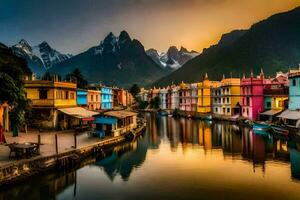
[{"left": 0, "top": 123, "right": 146, "bottom": 186}]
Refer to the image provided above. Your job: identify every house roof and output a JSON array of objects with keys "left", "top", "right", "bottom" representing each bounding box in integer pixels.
[
  {"left": 58, "top": 107, "right": 99, "bottom": 119},
  {"left": 104, "top": 110, "right": 137, "bottom": 119},
  {"left": 277, "top": 110, "right": 300, "bottom": 120},
  {"left": 259, "top": 109, "right": 282, "bottom": 116}
]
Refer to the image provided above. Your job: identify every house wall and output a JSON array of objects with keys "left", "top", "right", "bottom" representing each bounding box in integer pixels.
[
  {"left": 101, "top": 87, "right": 113, "bottom": 110},
  {"left": 87, "top": 90, "right": 101, "bottom": 110},
  {"left": 289, "top": 76, "right": 300, "bottom": 110}
]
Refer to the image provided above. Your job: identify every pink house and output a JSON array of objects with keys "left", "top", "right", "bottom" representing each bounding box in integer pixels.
[{"left": 240, "top": 70, "right": 270, "bottom": 120}]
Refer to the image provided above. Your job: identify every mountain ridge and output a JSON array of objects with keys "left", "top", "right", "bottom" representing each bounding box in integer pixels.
[{"left": 154, "top": 6, "right": 300, "bottom": 86}]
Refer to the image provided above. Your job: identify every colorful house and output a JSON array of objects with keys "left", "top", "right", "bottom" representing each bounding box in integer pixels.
[
  {"left": 159, "top": 88, "right": 168, "bottom": 110},
  {"left": 170, "top": 85, "right": 179, "bottom": 110},
  {"left": 101, "top": 86, "right": 113, "bottom": 110},
  {"left": 179, "top": 82, "right": 191, "bottom": 112},
  {"left": 190, "top": 83, "right": 198, "bottom": 112},
  {"left": 94, "top": 110, "right": 137, "bottom": 137},
  {"left": 0, "top": 103, "right": 10, "bottom": 132},
  {"left": 212, "top": 77, "right": 241, "bottom": 116},
  {"left": 260, "top": 72, "right": 289, "bottom": 121},
  {"left": 87, "top": 89, "right": 101, "bottom": 111},
  {"left": 197, "top": 74, "right": 219, "bottom": 113},
  {"left": 118, "top": 89, "right": 128, "bottom": 107},
  {"left": 77, "top": 89, "right": 88, "bottom": 108},
  {"left": 278, "top": 67, "right": 300, "bottom": 127},
  {"left": 24, "top": 79, "right": 78, "bottom": 129},
  {"left": 240, "top": 71, "right": 269, "bottom": 120}
]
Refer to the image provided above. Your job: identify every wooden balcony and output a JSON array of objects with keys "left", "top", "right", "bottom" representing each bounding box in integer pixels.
[{"left": 30, "top": 99, "right": 54, "bottom": 107}]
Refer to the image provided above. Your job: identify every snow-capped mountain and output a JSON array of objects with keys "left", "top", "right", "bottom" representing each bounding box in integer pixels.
[
  {"left": 49, "top": 31, "right": 170, "bottom": 88},
  {"left": 146, "top": 46, "right": 198, "bottom": 70},
  {"left": 12, "top": 39, "right": 71, "bottom": 76}
]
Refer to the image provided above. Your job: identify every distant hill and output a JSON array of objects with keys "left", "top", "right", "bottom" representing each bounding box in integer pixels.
[
  {"left": 155, "top": 6, "right": 300, "bottom": 86},
  {"left": 49, "top": 31, "right": 170, "bottom": 88}
]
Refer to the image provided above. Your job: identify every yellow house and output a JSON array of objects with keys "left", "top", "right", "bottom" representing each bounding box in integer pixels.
[
  {"left": 24, "top": 79, "right": 77, "bottom": 129},
  {"left": 197, "top": 74, "right": 220, "bottom": 113},
  {"left": 212, "top": 77, "right": 241, "bottom": 116}
]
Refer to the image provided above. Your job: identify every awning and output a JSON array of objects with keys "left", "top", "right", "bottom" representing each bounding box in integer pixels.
[
  {"left": 259, "top": 109, "right": 282, "bottom": 116},
  {"left": 277, "top": 110, "right": 300, "bottom": 120},
  {"left": 58, "top": 107, "right": 99, "bottom": 120}
]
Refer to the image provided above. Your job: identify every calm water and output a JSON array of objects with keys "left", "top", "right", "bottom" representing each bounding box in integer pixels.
[{"left": 1, "top": 113, "right": 300, "bottom": 200}]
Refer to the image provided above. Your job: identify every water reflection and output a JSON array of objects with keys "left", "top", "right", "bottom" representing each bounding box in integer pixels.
[{"left": 1, "top": 113, "right": 300, "bottom": 199}]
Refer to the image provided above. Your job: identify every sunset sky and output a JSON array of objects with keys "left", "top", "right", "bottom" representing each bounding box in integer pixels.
[{"left": 1, "top": 0, "right": 300, "bottom": 54}]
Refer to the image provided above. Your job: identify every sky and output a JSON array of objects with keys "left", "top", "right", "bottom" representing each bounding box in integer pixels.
[{"left": 1, "top": 0, "right": 300, "bottom": 55}]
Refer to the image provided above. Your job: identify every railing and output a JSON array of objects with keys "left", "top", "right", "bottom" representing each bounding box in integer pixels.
[{"left": 30, "top": 99, "right": 54, "bottom": 106}]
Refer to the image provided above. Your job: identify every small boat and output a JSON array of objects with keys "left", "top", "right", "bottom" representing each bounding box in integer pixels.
[
  {"left": 271, "top": 125, "right": 289, "bottom": 136},
  {"left": 168, "top": 114, "right": 173, "bottom": 117},
  {"left": 253, "top": 129, "right": 271, "bottom": 137},
  {"left": 253, "top": 122, "right": 271, "bottom": 131},
  {"left": 157, "top": 110, "right": 168, "bottom": 116}
]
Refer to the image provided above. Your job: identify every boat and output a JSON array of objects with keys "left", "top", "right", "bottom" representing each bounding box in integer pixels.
[
  {"left": 253, "top": 122, "right": 271, "bottom": 131},
  {"left": 253, "top": 128, "right": 271, "bottom": 137},
  {"left": 125, "top": 121, "right": 146, "bottom": 141},
  {"left": 271, "top": 125, "right": 289, "bottom": 136},
  {"left": 157, "top": 110, "right": 168, "bottom": 116}
]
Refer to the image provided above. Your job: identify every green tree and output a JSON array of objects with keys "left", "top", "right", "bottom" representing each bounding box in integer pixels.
[
  {"left": 130, "top": 84, "right": 140, "bottom": 97},
  {"left": 0, "top": 44, "right": 32, "bottom": 136},
  {"left": 65, "top": 68, "right": 88, "bottom": 89}
]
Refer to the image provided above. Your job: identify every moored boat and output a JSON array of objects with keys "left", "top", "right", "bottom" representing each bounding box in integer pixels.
[
  {"left": 271, "top": 125, "right": 289, "bottom": 136},
  {"left": 253, "top": 121, "right": 271, "bottom": 131}
]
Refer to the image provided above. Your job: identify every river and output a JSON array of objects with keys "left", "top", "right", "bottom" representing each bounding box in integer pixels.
[{"left": 1, "top": 113, "right": 300, "bottom": 200}]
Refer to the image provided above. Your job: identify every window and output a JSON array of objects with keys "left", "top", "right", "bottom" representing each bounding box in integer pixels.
[
  {"left": 96, "top": 95, "right": 98, "bottom": 102},
  {"left": 65, "top": 91, "right": 69, "bottom": 99},
  {"left": 227, "top": 108, "right": 230, "bottom": 113},
  {"left": 246, "top": 97, "right": 250, "bottom": 106},
  {"left": 227, "top": 98, "right": 229, "bottom": 103},
  {"left": 91, "top": 95, "right": 94, "bottom": 101},
  {"left": 39, "top": 90, "right": 48, "bottom": 99},
  {"left": 70, "top": 92, "right": 74, "bottom": 99},
  {"left": 215, "top": 108, "right": 218, "bottom": 113},
  {"left": 292, "top": 79, "right": 296, "bottom": 86},
  {"left": 267, "top": 101, "right": 271, "bottom": 108}
]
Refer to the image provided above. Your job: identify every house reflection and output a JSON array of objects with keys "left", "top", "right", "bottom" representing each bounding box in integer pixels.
[{"left": 94, "top": 137, "right": 148, "bottom": 182}]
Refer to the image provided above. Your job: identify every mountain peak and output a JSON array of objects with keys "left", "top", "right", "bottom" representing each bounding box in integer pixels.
[
  {"left": 119, "top": 30, "right": 131, "bottom": 41},
  {"left": 179, "top": 46, "right": 188, "bottom": 53}
]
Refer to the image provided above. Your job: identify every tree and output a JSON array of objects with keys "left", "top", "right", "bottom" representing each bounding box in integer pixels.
[
  {"left": 130, "top": 84, "right": 140, "bottom": 97},
  {"left": 0, "top": 44, "right": 32, "bottom": 136},
  {"left": 65, "top": 68, "right": 88, "bottom": 89}
]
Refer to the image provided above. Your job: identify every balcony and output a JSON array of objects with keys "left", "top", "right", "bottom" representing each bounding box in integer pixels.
[{"left": 30, "top": 99, "right": 54, "bottom": 107}]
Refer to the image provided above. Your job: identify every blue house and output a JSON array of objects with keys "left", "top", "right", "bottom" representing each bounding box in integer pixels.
[
  {"left": 288, "top": 71, "right": 300, "bottom": 110},
  {"left": 77, "top": 89, "right": 88, "bottom": 107},
  {"left": 278, "top": 68, "right": 300, "bottom": 127},
  {"left": 101, "top": 86, "right": 113, "bottom": 110}
]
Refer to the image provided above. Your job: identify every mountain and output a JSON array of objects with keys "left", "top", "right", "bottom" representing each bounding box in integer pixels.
[
  {"left": 155, "top": 6, "right": 300, "bottom": 86},
  {"left": 0, "top": 42, "right": 31, "bottom": 76},
  {"left": 146, "top": 46, "right": 198, "bottom": 70},
  {"left": 12, "top": 40, "right": 71, "bottom": 77},
  {"left": 49, "top": 31, "right": 170, "bottom": 88}
]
